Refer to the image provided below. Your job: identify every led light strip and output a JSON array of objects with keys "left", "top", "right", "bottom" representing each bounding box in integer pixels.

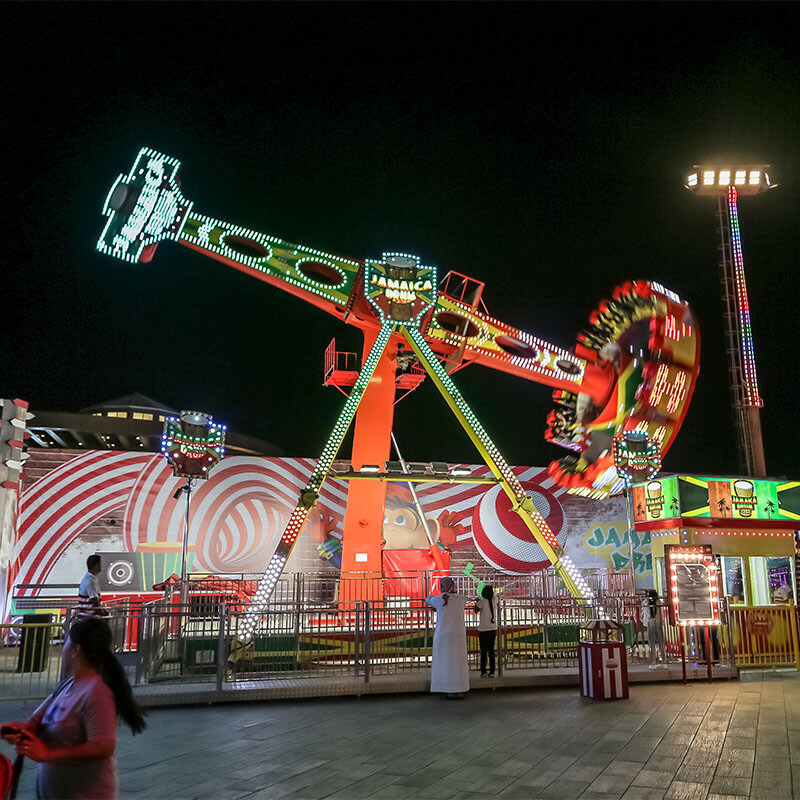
[
  {"left": 404, "top": 325, "right": 594, "bottom": 599},
  {"left": 728, "top": 187, "right": 762, "bottom": 408},
  {"left": 428, "top": 295, "right": 585, "bottom": 382},
  {"left": 180, "top": 212, "right": 361, "bottom": 306},
  {"left": 668, "top": 548, "right": 720, "bottom": 626},
  {"left": 237, "top": 324, "right": 395, "bottom": 640},
  {"left": 652, "top": 529, "right": 794, "bottom": 538}
]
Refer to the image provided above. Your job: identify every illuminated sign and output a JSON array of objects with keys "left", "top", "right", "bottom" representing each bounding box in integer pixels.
[
  {"left": 612, "top": 432, "right": 660, "bottom": 488},
  {"left": 97, "top": 147, "right": 193, "bottom": 264},
  {"left": 162, "top": 412, "right": 226, "bottom": 479},
  {"left": 677, "top": 476, "right": 793, "bottom": 520},
  {"left": 365, "top": 253, "right": 437, "bottom": 326},
  {"left": 665, "top": 545, "right": 721, "bottom": 627},
  {"left": 632, "top": 476, "right": 680, "bottom": 522}
]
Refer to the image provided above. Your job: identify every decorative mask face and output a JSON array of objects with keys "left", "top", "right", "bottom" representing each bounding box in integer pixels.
[{"left": 382, "top": 502, "right": 437, "bottom": 550}]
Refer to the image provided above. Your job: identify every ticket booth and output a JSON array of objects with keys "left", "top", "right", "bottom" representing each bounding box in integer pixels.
[
  {"left": 633, "top": 474, "right": 800, "bottom": 669},
  {"left": 632, "top": 475, "right": 799, "bottom": 607}
]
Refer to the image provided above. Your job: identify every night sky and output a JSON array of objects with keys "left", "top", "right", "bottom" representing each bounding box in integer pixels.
[{"left": 6, "top": 4, "right": 800, "bottom": 479}]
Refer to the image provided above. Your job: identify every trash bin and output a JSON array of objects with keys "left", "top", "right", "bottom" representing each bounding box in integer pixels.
[
  {"left": 578, "top": 619, "right": 628, "bottom": 700},
  {"left": 16, "top": 614, "right": 53, "bottom": 673}
]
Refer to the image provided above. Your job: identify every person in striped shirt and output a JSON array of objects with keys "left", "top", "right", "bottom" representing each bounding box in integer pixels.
[{"left": 77, "top": 555, "right": 107, "bottom": 618}]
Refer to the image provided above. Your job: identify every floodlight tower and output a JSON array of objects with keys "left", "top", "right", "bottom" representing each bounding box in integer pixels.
[{"left": 685, "top": 165, "right": 777, "bottom": 478}]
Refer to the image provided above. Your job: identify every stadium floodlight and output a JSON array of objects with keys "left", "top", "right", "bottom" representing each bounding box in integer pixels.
[
  {"left": 686, "top": 164, "right": 776, "bottom": 197},
  {"left": 685, "top": 163, "right": 777, "bottom": 477}
]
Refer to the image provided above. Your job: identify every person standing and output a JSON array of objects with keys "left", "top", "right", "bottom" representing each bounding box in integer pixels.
[
  {"left": 1, "top": 616, "right": 147, "bottom": 799},
  {"left": 77, "top": 555, "right": 106, "bottom": 619},
  {"left": 474, "top": 585, "right": 499, "bottom": 677},
  {"left": 641, "top": 589, "right": 667, "bottom": 668},
  {"left": 425, "top": 577, "right": 469, "bottom": 698}
]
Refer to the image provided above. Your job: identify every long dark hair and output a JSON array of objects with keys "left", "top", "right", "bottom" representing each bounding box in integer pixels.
[
  {"left": 481, "top": 585, "right": 495, "bottom": 624},
  {"left": 69, "top": 618, "right": 147, "bottom": 735},
  {"left": 646, "top": 589, "right": 658, "bottom": 612}
]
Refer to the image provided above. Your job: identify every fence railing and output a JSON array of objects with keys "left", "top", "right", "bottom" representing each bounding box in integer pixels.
[
  {"left": 727, "top": 603, "right": 800, "bottom": 669},
  {"left": 0, "top": 619, "right": 65, "bottom": 703},
  {"left": 5, "top": 594, "right": 780, "bottom": 704},
  {"left": 118, "top": 595, "right": 739, "bottom": 685}
]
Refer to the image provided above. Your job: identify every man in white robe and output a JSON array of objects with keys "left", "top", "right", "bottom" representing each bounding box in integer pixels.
[{"left": 426, "top": 577, "right": 470, "bottom": 697}]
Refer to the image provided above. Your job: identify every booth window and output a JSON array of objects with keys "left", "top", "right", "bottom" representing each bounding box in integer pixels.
[
  {"left": 766, "top": 556, "right": 795, "bottom": 604},
  {"left": 722, "top": 556, "right": 747, "bottom": 604}
]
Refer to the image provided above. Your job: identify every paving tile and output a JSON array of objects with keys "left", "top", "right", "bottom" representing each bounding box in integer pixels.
[
  {"left": 490, "top": 759, "right": 536, "bottom": 778},
  {"left": 718, "top": 747, "right": 755, "bottom": 763},
  {"left": 578, "top": 794, "right": 624, "bottom": 800},
  {"left": 325, "top": 772, "right": 399, "bottom": 799},
  {"left": 755, "top": 742, "right": 790, "bottom": 758},
  {"left": 576, "top": 750, "right": 617, "bottom": 768},
  {"left": 586, "top": 773, "right": 636, "bottom": 795},
  {"left": 663, "top": 780, "right": 709, "bottom": 800},
  {"left": 566, "top": 764, "right": 606, "bottom": 783},
  {"left": 679, "top": 751, "right": 719, "bottom": 768},
  {"left": 391, "top": 768, "right": 457, "bottom": 787},
  {"left": 752, "top": 755, "right": 792, "bottom": 775},
  {"left": 673, "top": 764, "right": 713, "bottom": 784},
  {"left": 534, "top": 779, "right": 591, "bottom": 798},
  {"left": 616, "top": 748, "right": 656, "bottom": 764},
  {"left": 494, "top": 783, "right": 546, "bottom": 799},
  {"left": 621, "top": 788, "right": 667, "bottom": 800},
  {"left": 632, "top": 770, "right": 677, "bottom": 789},
  {"left": 705, "top": 795, "right": 747, "bottom": 800},
  {"left": 602, "top": 761, "right": 644, "bottom": 778},
  {"left": 643, "top": 757, "right": 683, "bottom": 774},
  {"left": 708, "top": 774, "right": 751, "bottom": 797},
  {"left": 512, "top": 769, "right": 565, "bottom": 789},
  {"left": 713, "top": 758, "right": 753, "bottom": 779}
]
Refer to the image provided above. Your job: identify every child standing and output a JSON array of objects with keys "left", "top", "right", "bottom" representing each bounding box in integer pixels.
[
  {"left": 641, "top": 589, "right": 667, "bottom": 668},
  {"left": 474, "top": 585, "right": 499, "bottom": 677}
]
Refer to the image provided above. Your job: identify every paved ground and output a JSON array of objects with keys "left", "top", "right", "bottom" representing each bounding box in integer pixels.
[{"left": 1, "top": 671, "right": 799, "bottom": 800}]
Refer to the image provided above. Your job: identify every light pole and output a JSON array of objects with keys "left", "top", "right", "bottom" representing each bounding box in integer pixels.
[
  {"left": 685, "top": 165, "right": 776, "bottom": 477},
  {"left": 162, "top": 411, "right": 226, "bottom": 607}
]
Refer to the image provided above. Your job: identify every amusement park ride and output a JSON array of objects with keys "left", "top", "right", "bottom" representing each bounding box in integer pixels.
[{"left": 97, "top": 147, "right": 700, "bottom": 632}]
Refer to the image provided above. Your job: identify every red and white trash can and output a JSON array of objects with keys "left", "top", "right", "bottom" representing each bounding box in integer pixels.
[{"left": 578, "top": 619, "right": 629, "bottom": 700}]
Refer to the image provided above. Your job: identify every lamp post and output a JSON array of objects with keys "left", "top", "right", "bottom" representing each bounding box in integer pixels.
[
  {"left": 685, "top": 165, "right": 776, "bottom": 477},
  {"left": 612, "top": 432, "right": 661, "bottom": 590},
  {"left": 161, "top": 411, "right": 226, "bottom": 607}
]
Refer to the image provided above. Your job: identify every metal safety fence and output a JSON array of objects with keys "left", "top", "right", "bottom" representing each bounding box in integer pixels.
[
  {"left": 727, "top": 603, "right": 800, "bottom": 669},
  {"left": 0, "top": 618, "right": 66, "bottom": 704},
  {"left": 0, "top": 592, "right": 760, "bottom": 703}
]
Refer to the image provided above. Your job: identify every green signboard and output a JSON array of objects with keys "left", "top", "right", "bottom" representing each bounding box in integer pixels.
[{"left": 632, "top": 475, "right": 800, "bottom": 522}]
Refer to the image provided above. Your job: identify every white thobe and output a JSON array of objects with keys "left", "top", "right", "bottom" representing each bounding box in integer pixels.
[{"left": 426, "top": 593, "right": 470, "bottom": 693}]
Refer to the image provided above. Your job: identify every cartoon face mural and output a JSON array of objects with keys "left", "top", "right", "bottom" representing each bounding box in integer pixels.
[{"left": 382, "top": 492, "right": 441, "bottom": 550}]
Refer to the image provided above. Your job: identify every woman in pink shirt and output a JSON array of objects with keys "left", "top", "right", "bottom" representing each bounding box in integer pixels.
[{"left": 2, "top": 617, "right": 146, "bottom": 799}]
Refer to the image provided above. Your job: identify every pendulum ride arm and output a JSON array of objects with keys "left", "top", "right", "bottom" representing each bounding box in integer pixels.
[
  {"left": 97, "top": 147, "right": 701, "bottom": 607},
  {"left": 403, "top": 326, "right": 594, "bottom": 599},
  {"left": 237, "top": 324, "right": 395, "bottom": 640},
  {"left": 97, "top": 149, "right": 699, "bottom": 501}
]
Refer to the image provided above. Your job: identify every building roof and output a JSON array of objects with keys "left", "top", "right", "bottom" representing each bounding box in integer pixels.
[
  {"left": 26, "top": 394, "right": 282, "bottom": 457},
  {"left": 80, "top": 393, "right": 178, "bottom": 415}
]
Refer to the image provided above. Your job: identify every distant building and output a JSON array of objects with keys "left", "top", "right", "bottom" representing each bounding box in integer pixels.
[{"left": 25, "top": 393, "right": 281, "bottom": 457}]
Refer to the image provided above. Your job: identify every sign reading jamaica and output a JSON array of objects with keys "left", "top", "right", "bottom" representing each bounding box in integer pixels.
[{"left": 365, "top": 253, "right": 437, "bottom": 326}]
